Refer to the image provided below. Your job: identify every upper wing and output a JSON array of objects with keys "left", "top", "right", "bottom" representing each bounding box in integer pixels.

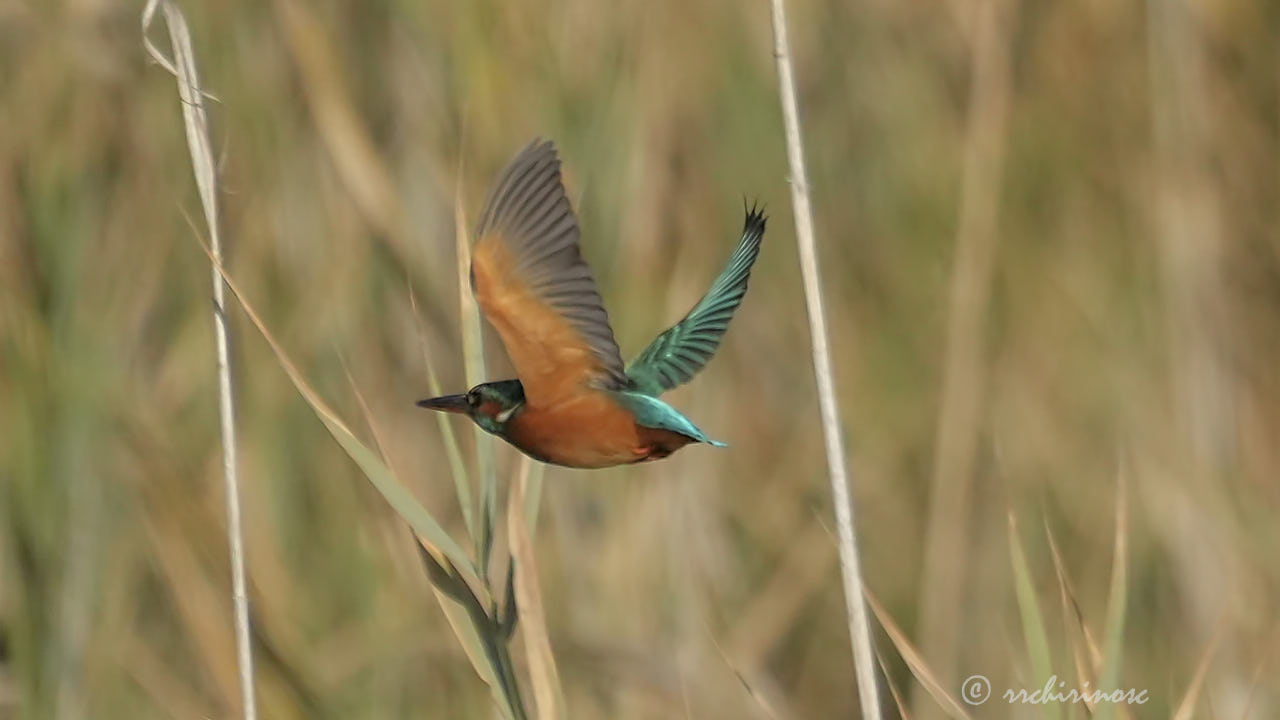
[
  {"left": 470, "top": 139, "right": 627, "bottom": 407},
  {"left": 625, "top": 204, "right": 766, "bottom": 397}
]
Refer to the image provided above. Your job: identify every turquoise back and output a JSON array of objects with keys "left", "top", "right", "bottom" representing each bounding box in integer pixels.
[{"left": 608, "top": 391, "right": 728, "bottom": 447}]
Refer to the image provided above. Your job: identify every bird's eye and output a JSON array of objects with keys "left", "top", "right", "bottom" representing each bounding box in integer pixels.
[{"left": 466, "top": 391, "right": 479, "bottom": 407}]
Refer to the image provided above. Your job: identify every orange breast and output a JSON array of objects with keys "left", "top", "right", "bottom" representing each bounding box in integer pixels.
[{"left": 505, "top": 391, "right": 693, "bottom": 468}]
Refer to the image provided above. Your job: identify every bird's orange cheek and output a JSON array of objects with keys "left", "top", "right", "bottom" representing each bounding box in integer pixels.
[{"left": 477, "top": 400, "right": 502, "bottom": 419}]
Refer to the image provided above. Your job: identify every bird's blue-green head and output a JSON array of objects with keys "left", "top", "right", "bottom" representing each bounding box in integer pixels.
[{"left": 416, "top": 379, "right": 525, "bottom": 436}]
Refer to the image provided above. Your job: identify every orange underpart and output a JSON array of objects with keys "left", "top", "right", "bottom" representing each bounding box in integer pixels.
[{"left": 502, "top": 391, "right": 698, "bottom": 469}]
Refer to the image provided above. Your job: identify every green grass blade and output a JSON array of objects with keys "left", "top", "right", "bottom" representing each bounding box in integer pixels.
[
  {"left": 416, "top": 542, "right": 523, "bottom": 720},
  {"left": 1044, "top": 518, "right": 1102, "bottom": 713},
  {"left": 410, "top": 288, "right": 475, "bottom": 539},
  {"left": 341, "top": 360, "right": 515, "bottom": 715},
  {"left": 1094, "top": 483, "right": 1129, "bottom": 720},
  {"left": 434, "top": 589, "right": 509, "bottom": 717},
  {"left": 194, "top": 236, "right": 479, "bottom": 586},
  {"left": 323, "top": 421, "right": 475, "bottom": 579},
  {"left": 519, "top": 457, "right": 546, "bottom": 538},
  {"left": 1008, "top": 512, "right": 1058, "bottom": 720},
  {"left": 454, "top": 178, "right": 497, "bottom": 575}
]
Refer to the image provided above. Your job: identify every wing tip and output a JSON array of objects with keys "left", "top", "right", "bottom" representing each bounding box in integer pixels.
[
  {"left": 741, "top": 196, "right": 768, "bottom": 237},
  {"left": 476, "top": 137, "right": 566, "bottom": 238},
  {"left": 522, "top": 136, "right": 557, "bottom": 161}
]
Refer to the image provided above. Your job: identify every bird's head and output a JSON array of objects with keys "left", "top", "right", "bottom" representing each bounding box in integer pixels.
[{"left": 416, "top": 379, "right": 526, "bottom": 436}]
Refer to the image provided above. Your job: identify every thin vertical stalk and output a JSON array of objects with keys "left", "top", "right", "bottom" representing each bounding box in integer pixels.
[
  {"left": 767, "top": 1, "right": 881, "bottom": 716},
  {"left": 410, "top": 289, "right": 476, "bottom": 539},
  {"left": 141, "top": 3, "right": 257, "bottom": 718},
  {"left": 1144, "top": 0, "right": 1238, "bottom": 710},
  {"left": 508, "top": 456, "right": 564, "bottom": 720},
  {"left": 914, "top": 0, "right": 1012, "bottom": 707},
  {"left": 454, "top": 177, "right": 497, "bottom": 577}
]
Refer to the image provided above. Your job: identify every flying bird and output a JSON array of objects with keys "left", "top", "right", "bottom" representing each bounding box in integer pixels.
[{"left": 418, "top": 139, "right": 766, "bottom": 468}]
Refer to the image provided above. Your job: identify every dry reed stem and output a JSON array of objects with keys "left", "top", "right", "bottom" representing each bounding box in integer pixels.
[
  {"left": 140, "top": 2, "right": 257, "bottom": 718},
  {"left": 914, "top": 0, "right": 1012, "bottom": 704},
  {"left": 766, "top": 1, "right": 881, "bottom": 716},
  {"left": 273, "top": 0, "right": 405, "bottom": 245},
  {"left": 1237, "top": 627, "right": 1277, "bottom": 720},
  {"left": 1171, "top": 615, "right": 1227, "bottom": 720},
  {"left": 508, "top": 456, "right": 565, "bottom": 720},
  {"left": 1145, "top": 0, "right": 1243, "bottom": 711}
]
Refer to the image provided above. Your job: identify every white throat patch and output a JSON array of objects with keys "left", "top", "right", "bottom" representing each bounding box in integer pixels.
[{"left": 495, "top": 403, "right": 523, "bottom": 424}]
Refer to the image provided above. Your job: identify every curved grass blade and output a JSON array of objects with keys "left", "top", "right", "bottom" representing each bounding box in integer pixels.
[
  {"left": 874, "top": 642, "right": 913, "bottom": 720},
  {"left": 1094, "top": 481, "right": 1129, "bottom": 720},
  {"left": 1045, "top": 519, "right": 1099, "bottom": 714},
  {"left": 416, "top": 544, "right": 525, "bottom": 720},
  {"left": 339, "top": 358, "right": 513, "bottom": 711},
  {"left": 1008, "top": 512, "right": 1057, "bottom": 720},
  {"left": 190, "top": 233, "right": 479, "bottom": 586},
  {"left": 1171, "top": 615, "right": 1226, "bottom": 720},
  {"left": 864, "top": 589, "right": 973, "bottom": 720}
]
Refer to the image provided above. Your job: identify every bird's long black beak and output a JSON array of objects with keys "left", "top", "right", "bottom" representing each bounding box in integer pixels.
[{"left": 416, "top": 394, "right": 469, "bottom": 414}]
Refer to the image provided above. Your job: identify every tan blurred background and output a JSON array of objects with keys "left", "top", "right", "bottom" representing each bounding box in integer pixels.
[{"left": 2, "top": 0, "right": 1279, "bottom": 717}]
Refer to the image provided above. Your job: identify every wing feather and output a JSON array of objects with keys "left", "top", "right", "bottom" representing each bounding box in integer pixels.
[
  {"left": 625, "top": 204, "right": 766, "bottom": 397},
  {"left": 471, "top": 140, "right": 627, "bottom": 407}
]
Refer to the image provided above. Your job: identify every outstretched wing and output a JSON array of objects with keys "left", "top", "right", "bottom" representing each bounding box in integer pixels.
[
  {"left": 470, "top": 139, "right": 627, "bottom": 407},
  {"left": 625, "top": 204, "right": 766, "bottom": 397}
]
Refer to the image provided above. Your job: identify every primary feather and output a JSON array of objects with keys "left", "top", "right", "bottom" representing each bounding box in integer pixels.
[
  {"left": 625, "top": 204, "right": 767, "bottom": 397},
  {"left": 470, "top": 140, "right": 629, "bottom": 406}
]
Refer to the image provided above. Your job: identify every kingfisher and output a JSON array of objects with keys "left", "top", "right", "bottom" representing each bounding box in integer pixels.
[{"left": 418, "top": 139, "right": 766, "bottom": 468}]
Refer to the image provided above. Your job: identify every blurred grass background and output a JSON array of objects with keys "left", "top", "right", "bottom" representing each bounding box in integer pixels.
[{"left": 2, "top": 0, "right": 1279, "bottom": 717}]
